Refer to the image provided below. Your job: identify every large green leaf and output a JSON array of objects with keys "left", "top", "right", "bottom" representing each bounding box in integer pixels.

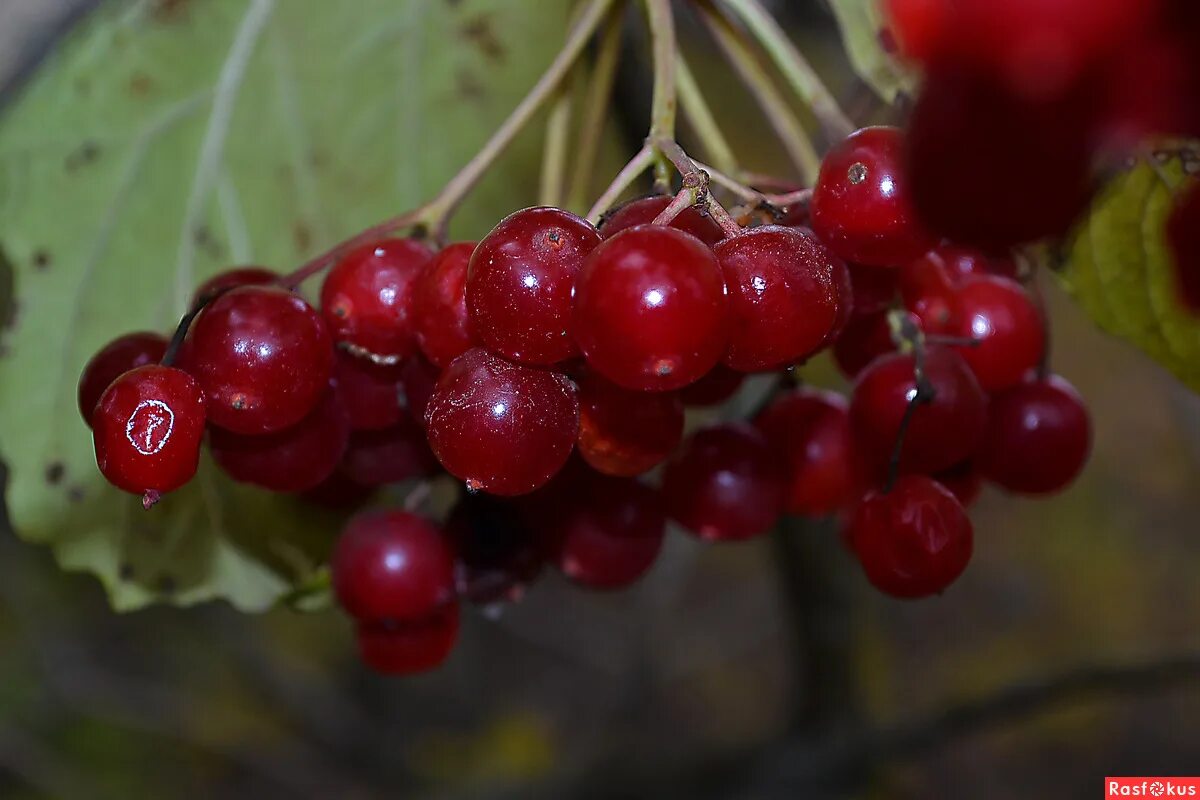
[
  {"left": 0, "top": 0, "right": 569, "bottom": 611},
  {"left": 1056, "top": 147, "right": 1200, "bottom": 391},
  {"left": 827, "top": 0, "right": 916, "bottom": 103}
]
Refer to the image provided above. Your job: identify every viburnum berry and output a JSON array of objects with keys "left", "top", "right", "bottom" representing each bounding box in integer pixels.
[
  {"left": 715, "top": 225, "right": 847, "bottom": 371},
  {"left": 898, "top": 253, "right": 959, "bottom": 332},
  {"left": 848, "top": 262, "right": 899, "bottom": 317},
  {"left": 850, "top": 346, "right": 987, "bottom": 475},
  {"left": 1167, "top": 179, "right": 1200, "bottom": 313},
  {"left": 209, "top": 388, "right": 350, "bottom": 493},
  {"left": 92, "top": 365, "right": 206, "bottom": 501},
  {"left": 320, "top": 238, "right": 433, "bottom": 360},
  {"left": 528, "top": 464, "right": 666, "bottom": 590},
  {"left": 934, "top": 460, "right": 984, "bottom": 508},
  {"left": 754, "top": 388, "right": 859, "bottom": 518},
  {"left": 446, "top": 493, "right": 543, "bottom": 605},
  {"left": 183, "top": 285, "right": 333, "bottom": 434},
  {"left": 467, "top": 206, "right": 600, "bottom": 365},
  {"left": 356, "top": 605, "right": 460, "bottom": 675},
  {"left": 191, "top": 266, "right": 277, "bottom": 305},
  {"left": 412, "top": 242, "right": 480, "bottom": 368},
  {"left": 846, "top": 475, "right": 973, "bottom": 599},
  {"left": 979, "top": 374, "right": 1091, "bottom": 494},
  {"left": 424, "top": 348, "right": 579, "bottom": 496},
  {"left": 332, "top": 510, "right": 456, "bottom": 622},
  {"left": 915, "top": 243, "right": 1019, "bottom": 284},
  {"left": 400, "top": 355, "right": 440, "bottom": 426},
  {"left": 679, "top": 364, "right": 746, "bottom": 407},
  {"left": 599, "top": 194, "right": 724, "bottom": 246},
  {"left": 832, "top": 312, "right": 896, "bottom": 379},
  {"left": 948, "top": 275, "right": 1045, "bottom": 392},
  {"left": 78, "top": 332, "right": 169, "bottom": 425},
  {"left": 574, "top": 225, "right": 728, "bottom": 391},
  {"left": 810, "top": 126, "right": 934, "bottom": 267},
  {"left": 300, "top": 470, "right": 375, "bottom": 510},
  {"left": 332, "top": 350, "right": 406, "bottom": 432},
  {"left": 661, "top": 423, "right": 786, "bottom": 541},
  {"left": 339, "top": 416, "right": 438, "bottom": 487},
  {"left": 577, "top": 371, "right": 683, "bottom": 477}
]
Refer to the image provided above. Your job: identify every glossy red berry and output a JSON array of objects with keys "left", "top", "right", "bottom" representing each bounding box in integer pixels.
[
  {"left": 979, "top": 375, "right": 1091, "bottom": 494},
  {"left": 899, "top": 249, "right": 960, "bottom": 332},
  {"left": 530, "top": 466, "right": 665, "bottom": 590},
  {"left": 1167, "top": 180, "right": 1200, "bottom": 313},
  {"left": 661, "top": 423, "right": 786, "bottom": 541},
  {"left": 320, "top": 238, "right": 433, "bottom": 360},
  {"left": 412, "top": 242, "right": 479, "bottom": 367},
  {"left": 467, "top": 207, "right": 600, "bottom": 365},
  {"left": 446, "top": 493, "right": 542, "bottom": 605},
  {"left": 848, "top": 262, "right": 899, "bottom": 317},
  {"left": 332, "top": 510, "right": 455, "bottom": 621},
  {"left": 574, "top": 225, "right": 728, "bottom": 391},
  {"left": 715, "top": 225, "right": 847, "bottom": 370},
  {"left": 191, "top": 266, "right": 277, "bottom": 305},
  {"left": 210, "top": 388, "right": 350, "bottom": 493},
  {"left": 850, "top": 347, "right": 987, "bottom": 475},
  {"left": 847, "top": 475, "right": 973, "bottom": 599},
  {"left": 333, "top": 350, "right": 405, "bottom": 432},
  {"left": 92, "top": 365, "right": 206, "bottom": 499},
  {"left": 599, "top": 194, "right": 725, "bottom": 246},
  {"left": 78, "top": 332, "right": 169, "bottom": 425},
  {"left": 577, "top": 372, "right": 683, "bottom": 477},
  {"left": 679, "top": 364, "right": 746, "bottom": 407},
  {"left": 811, "top": 126, "right": 934, "bottom": 267},
  {"left": 915, "top": 243, "right": 1019, "bottom": 284},
  {"left": 949, "top": 275, "right": 1045, "bottom": 392},
  {"left": 832, "top": 312, "right": 895, "bottom": 379},
  {"left": 340, "top": 417, "right": 439, "bottom": 487},
  {"left": 183, "top": 286, "right": 333, "bottom": 434},
  {"left": 356, "top": 605, "right": 460, "bottom": 675},
  {"left": 754, "top": 389, "right": 859, "bottom": 517},
  {"left": 424, "top": 348, "right": 579, "bottom": 496}
]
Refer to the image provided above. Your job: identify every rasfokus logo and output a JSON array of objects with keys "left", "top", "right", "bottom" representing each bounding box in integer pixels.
[{"left": 1107, "top": 778, "right": 1200, "bottom": 797}]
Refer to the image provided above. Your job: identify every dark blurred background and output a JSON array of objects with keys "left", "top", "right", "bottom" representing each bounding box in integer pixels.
[{"left": 1, "top": 2, "right": 1199, "bottom": 798}]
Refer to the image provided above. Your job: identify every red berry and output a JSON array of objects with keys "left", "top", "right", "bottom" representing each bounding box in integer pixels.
[
  {"left": 424, "top": 348, "right": 579, "bottom": 496},
  {"left": 332, "top": 510, "right": 455, "bottom": 621},
  {"left": 679, "top": 364, "right": 746, "bottom": 407},
  {"left": 300, "top": 470, "right": 375, "bottom": 510},
  {"left": 882, "top": 0, "right": 950, "bottom": 63},
  {"left": 599, "top": 195, "right": 725, "bottom": 246},
  {"left": 412, "top": 242, "right": 479, "bottom": 368},
  {"left": 899, "top": 252, "right": 959, "bottom": 332},
  {"left": 715, "top": 225, "right": 847, "bottom": 370},
  {"left": 340, "top": 417, "right": 439, "bottom": 487},
  {"left": 661, "top": 423, "right": 786, "bottom": 541},
  {"left": 850, "top": 347, "right": 987, "bottom": 475},
  {"left": 574, "top": 225, "right": 728, "bottom": 391},
  {"left": 467, "top": 207, "right": 600, "bottom": 365},
  {"left": 356, "top": 605, "right": 460, "bottom": 675},
  {"left": 210, "top": 388, "right": 350, "bottom": 493},
  {"left": 1167, "top": 180, "right": 1200, "bottom": 313},
  {"left": 949, "top": 275, "right": 1045, "bottom": 392},
  {"left": 332, "top": 350, "right": 406, "bottom": 432},
  {"left": 320, "top": 238, "right": 433, "bottom": 360},
  {"left": 400, "top": 355, "right": 440, "bottom": 425},
  {"left": 915, "top": 243, "right": 1019, "bottom": 284},
  {"left": 846, "top": 475, "right": 973, "bottom": 599},
  {"left": 191, "top": 266, "right": 277, "bottom": 305},
  {"left": 446, "top": 493, "right": 542, "bottom": 605},
  {"left": 832, "top": 312, "right": 895, "bottom": 379},
  {"left": 529, "top": 466, "right": 665, "bottom": 589},
  {"left": 577, "top": 372, "right": 683, "bottom": 477},
  {"left": 92, "top": 365, "right": 206, "bottom": 498},
  {"left": 183, "top": 286, "right": 333, "bottom": 434},
  {"left": 754, "top": 389, "right": 859, "bottom": 517},
  {"left": 933, "top": 460, "right": 984, "bottom": 507},
  {"left": 811, "top": 126, "right": 934, "bottom": 267},
  {"left": 906, "top": 63, "right": 1095, "bottom": 249},
  {"left": 78, "top": 332, "right": 169, "bottom": 425},
  {"left": 979, "top": 375, "right": 1091, "bottom": 494},
  {"left": 848, "top": 262, "right": 898, "bottom": 317}
]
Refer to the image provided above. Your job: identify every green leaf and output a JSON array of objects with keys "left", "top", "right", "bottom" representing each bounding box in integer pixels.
[
  {"left": 827, "top": 0, "right": 916, "bottom": 103},
  {"left": 0, "top": 0, "right": 570, "bottom": 611},
  {"left": 1056, "top": 147, "right": 1200, "bottom": 391}
]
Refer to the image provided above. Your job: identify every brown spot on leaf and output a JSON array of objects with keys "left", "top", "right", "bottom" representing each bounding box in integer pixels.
[
  {"left": 157, "top": 574, "right": 177, "bottom": 594},
  {"left": 119, "top": 563, "right": 135, "bottom": 581},
  {"left": 65, "top": 141, "right": 101, "bottom": 173},
  {"left": 32, "top": 250, "right": 51, "bottom": 271},
  {"left": 129, "top": 72, "right": 154, "bottom": 96},
  {"left": 68, "top": 486, "right": 86, "bottom": 503},
  {"left": 460, "top": 15, "right": 506, "bottom": 63},
  {"left": 309, "top": 150, "right": 330, "bottom": 169},
  {"left": 0, "top": 245, "right": 15, "bottom": 333},
  {"left": 151, "top": 0, "right": 193, "bottom": 22},
  {"left": 293, "top": 221, "right": 312, "bottom": 253},
  {"left": 45, "top": 463, "right": 65, "bottom": 484},
  {"left": 193, "top": 226, "right": 224, "bottom": 260}
]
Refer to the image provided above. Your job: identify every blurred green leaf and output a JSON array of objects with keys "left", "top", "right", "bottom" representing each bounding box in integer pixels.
[
  {"left": 1056, "top": 146, "right": 1200, "bottom": 392},
  {"left": 827, "top": 0, "right": 915, "bottom": 103},
  {"left": 0, "top": 0, "right": 569, "bottom": 611}
]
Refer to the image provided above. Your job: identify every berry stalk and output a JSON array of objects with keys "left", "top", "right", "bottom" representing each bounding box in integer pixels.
[
  {"left": 643, "top": 0, "right": 679, "bottom": 191},
  {"left": 566, "top": 2, "right": 627, "bottom": 212},
  {"left": 676, "top": 51, "right": 740, "bottom": 177}
]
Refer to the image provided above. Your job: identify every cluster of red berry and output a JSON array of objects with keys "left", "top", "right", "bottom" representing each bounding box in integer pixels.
[{"left": 79, "top": 118, "right": 1093, "bottom": 673}]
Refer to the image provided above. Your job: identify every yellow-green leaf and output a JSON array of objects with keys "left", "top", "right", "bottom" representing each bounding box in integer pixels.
[{"left": 827, "top": 0, "right": 916, "bottom": 104}]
